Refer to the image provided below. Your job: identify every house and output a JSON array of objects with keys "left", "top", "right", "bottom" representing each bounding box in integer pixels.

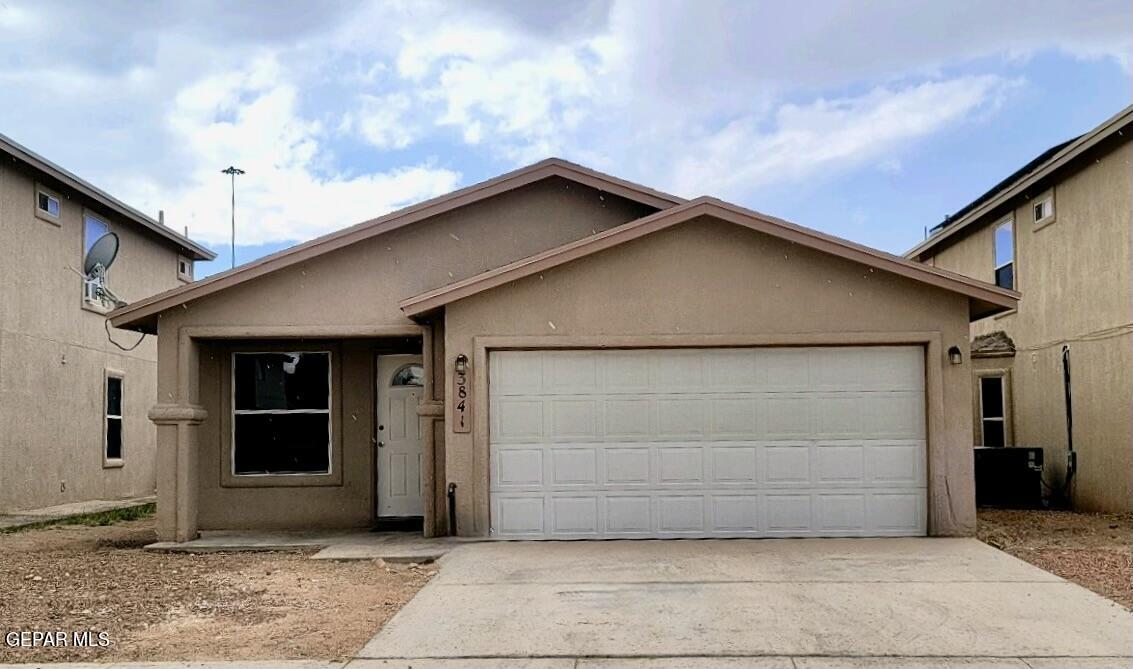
[
  {"left": 0, "top": 134, "right": 215, "bottom": 514},
  {"left": 906, "top": 105, "right": 1132, "bottom": 513},
  {"left": 108, "top": 159, "right": 1016, "bottom": 542}
]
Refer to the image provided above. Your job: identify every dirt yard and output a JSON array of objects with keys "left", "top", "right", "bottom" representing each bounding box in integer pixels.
[
  {"left": 0, "top": 516, "right": 434, "bottom": 663},
  {"left": 978, "top": 509, "right": 1132, "bottom": 609}
]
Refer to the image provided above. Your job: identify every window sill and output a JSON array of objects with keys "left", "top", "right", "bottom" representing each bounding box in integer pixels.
[
  {"left": 35, "top": 209, "right": 62, "bottom": 227},
  {"left": 1033, "top": 215, "right": 1057, "bottom": 232},
  {"left": 82, "top": 300, "right": 112, "bottom": 316},
  {"left": 103, "top": 458, "right": 125, "bottom": 469},
  {"left": 221, "top": 471, "right": 342, "bottom": 488}
]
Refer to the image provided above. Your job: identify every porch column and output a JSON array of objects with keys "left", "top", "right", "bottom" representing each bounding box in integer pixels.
[{"left": 149, "top": 404, "right": 207, "bottom": 542}]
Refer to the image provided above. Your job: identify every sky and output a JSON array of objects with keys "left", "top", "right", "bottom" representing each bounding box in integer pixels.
[{"left": 1, "top": 1, "right": 1130, "bottom": 278}]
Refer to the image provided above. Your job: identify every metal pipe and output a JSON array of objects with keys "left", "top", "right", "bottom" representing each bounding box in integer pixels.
[{"left": 447, "top": 482, "right": 457, "bottom": 536}]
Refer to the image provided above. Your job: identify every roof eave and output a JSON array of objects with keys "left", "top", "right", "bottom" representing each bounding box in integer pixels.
[
  {"left": 0, "top": 134, "right": 216, "bottom": 261},
  {"left": 107, "top": 158, "right": 685, "bottom": 331},
  {"left": 906, "top": 104, "right": 1133, "bottom": 260}
]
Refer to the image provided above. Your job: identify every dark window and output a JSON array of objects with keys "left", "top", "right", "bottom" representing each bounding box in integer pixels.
[
  {"left": 232, "top": 352, "right": 331, "bottom": 475},
  {"left": 106, "top": 376, "right": 123, "bottom": 460},
  {"left": 391, "top": 364, "right": 425, "bottom": 387},
  {"left": 979, "top": 376, "right": 1006, "bottom": 448}
]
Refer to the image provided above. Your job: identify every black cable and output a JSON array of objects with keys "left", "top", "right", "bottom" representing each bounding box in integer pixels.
[{"left": 105, "top": 317, "right": 146, "bottom": 352}]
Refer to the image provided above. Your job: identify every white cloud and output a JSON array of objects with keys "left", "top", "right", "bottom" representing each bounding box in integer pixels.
[
  {"left": 667, "top": 76, "right": 1016, "bottom": 198},
  {"left": 0, "top": 0, "right": 1129, "bottom": 252}
]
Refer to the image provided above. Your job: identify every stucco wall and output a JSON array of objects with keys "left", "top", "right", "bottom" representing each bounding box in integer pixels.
[
  {"left": 444, "top": 216, "right": 977, "bottom": 536},
  {"left": 0, "top": 162, "right": 188, "bottom": 512},
  {"left": 153, "top": 179, "right": 657, "bottom": 533},
  {"left": 926, "top": 136, "right": 1132, "bottom": 511}
]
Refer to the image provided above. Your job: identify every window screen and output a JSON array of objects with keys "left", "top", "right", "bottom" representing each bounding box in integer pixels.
[{"left": 232, "top": 352, "right": 331, "bottom": 475}]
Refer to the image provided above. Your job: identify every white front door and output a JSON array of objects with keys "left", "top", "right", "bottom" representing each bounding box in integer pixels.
[
  {"left": 377, "top": 354, "right": 425, "bottom": 518},
  {"left": 489, "top": 347, "right": 927, "bottom": 539}
]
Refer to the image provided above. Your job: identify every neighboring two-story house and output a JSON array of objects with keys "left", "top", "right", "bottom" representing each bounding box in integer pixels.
[
  {"left": 0, "top": 134, "right": 215, "bottom": 513},
  {"left": 907, "top": 105, "right": 1132, "bottom": 513}
]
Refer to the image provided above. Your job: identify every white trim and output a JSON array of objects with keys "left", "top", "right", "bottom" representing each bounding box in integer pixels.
[
  {"left": 977, "top": 374, "right": 1008, "bottom": 447},
  {"left": 1032, "top": 189, "right": 1056, "bottom": 230},
  {"left": 230, "top": 350, "right": 333, "bottom": 477}
]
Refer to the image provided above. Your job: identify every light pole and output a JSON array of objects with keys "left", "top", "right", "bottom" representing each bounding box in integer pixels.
[{"left": 221, "top": 166, "right": 245, "bottom": 269}]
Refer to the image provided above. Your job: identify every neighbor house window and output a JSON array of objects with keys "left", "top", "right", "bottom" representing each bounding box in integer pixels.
[
  {"left": 1032, "top": 192, "right": 1054, "bottom": 227},
  {"left": 979, "top": 375, "right": 1007, "bottom": 447},
  {"left": 105, "top": 374, "right": 124, "bottom": 463},
  {"left": 83, "top": 213, "right": 111, "bottom": 304},
  {"left": 36, "top": 185, "right": 61, "bottom": 222},
  {"left": 994, "top": 220, "right": 1014, "bottom": 289},
  {"left": 232, "top": 351, "right": 331, "bottom": 476},
  {"left": 177, "top": 255, "right": 193, "bottom": 282}
]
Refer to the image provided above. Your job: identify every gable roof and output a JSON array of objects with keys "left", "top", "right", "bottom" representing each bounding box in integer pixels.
[
  {"left": 400, "top": 197, "right": 1018, "bottom": 321},
  {"left": 0, "top": 133, "right": 215, "bottom": 261},
  {"left": 109, "top": 158, "right": 685, "bottom": 332},
  {"left": 906, "top": 104, "right": 1133, "bottom": 260}
]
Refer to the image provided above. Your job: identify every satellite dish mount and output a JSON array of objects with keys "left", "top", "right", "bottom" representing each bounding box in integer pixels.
[{"left": 83, "top": 232, "right": 127, "bottom": 308}]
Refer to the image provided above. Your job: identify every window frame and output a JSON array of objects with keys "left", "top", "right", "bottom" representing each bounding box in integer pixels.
[
  {"left": 993, "top": 218, "right": 1014, "bottom": 290},
  {"left": 1032, "top": 189, "right": 1056, "bottom": 231},
  {"left": 976, "top": 370, "right": 1012, "bottom": 448},
  {"left": 103, "top": 369, "right": 125, "bottom": 468},
  {"left": 229, "top": 349, "right": 335, "bottom": 481},
  {"left": 177, "top": 255, "right": 194, "bottom": 283},
  {"left": 35, "top": 183, "right": 62, "bottom": 225}
]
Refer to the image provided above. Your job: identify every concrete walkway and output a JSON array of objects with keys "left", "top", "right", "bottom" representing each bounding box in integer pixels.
[
  {"left": 359, "top": 538, "right": 1133, "bottom": 666},
  {"left": 5, "top": 659, "right": 1133, "bottom": 669},
  {"left": 145, "top": 529, "right": 481, "bottom": 563},
  {"left": 0, "top": 495, "right": 154, "bottom": 531}
]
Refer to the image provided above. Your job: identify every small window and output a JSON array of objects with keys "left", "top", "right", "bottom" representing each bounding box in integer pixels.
[
  {"left": 105, "top": 375, "right": 123, "bottom": 462},
  {"left": 391, "top": 364, "right": 425, "bottom": 387},
  {"left": 38, "top": 191, "right": 60, "bottom": 217},
  {"left": 979, "top": 375, "right": 1007, "bottom": 447},
  {"left": 232, "top": 352, "right": 331, "bottom": 476},
  {"left": 177, "top": 255, "right": 193, "bottom": 282},
  {"left": 994, "top": 220, "right": 1014, "bottom": 290},
  {"left": 1033, "top": 193, "right": 1054, "bottom": 227}
]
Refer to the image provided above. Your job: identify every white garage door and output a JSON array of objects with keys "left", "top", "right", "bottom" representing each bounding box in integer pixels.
[{"left": 489, "top": 347, "right": 927, "bottom": 539}]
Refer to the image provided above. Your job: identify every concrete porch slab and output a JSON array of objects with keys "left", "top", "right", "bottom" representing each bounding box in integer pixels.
[
  {"left": 0, "top": 495, "right": 155, "bottom": 531},
  {"left": 145, "top": 529, "right": 481, "bottom": 563}
]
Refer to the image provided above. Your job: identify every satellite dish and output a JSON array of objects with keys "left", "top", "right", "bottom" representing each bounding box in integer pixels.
[{"left": 84, "top": 232, "right": 120, "bottom": 276}]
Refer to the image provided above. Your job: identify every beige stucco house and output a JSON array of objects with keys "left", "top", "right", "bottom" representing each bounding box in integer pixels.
[
  {"left": 110, "top": 159, "right": 1016, "bottom": 542},
  {"left": 0, "top": 134, "right": 215, "bottom": 513},
  {"left": 907, "top": 105, "right": 1132, "bottom": 512}
]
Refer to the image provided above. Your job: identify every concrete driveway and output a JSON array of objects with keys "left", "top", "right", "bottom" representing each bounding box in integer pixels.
[{"left": 357, "top": 538, "right": 1133, "bottom": 668}]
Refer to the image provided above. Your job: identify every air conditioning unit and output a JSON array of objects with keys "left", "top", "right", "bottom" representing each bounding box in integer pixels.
[{"left": 974, "top": 446, "right": 1044, "bottom": 509}]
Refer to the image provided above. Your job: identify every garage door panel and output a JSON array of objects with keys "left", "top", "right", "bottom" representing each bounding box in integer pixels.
[{"left": 490, "top": 348, "right": 927, "bottom": 539}]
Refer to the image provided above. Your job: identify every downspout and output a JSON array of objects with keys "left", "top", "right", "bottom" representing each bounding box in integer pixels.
[{"left": 1061, "top": 345, "right": 1076, "bottom": 504}]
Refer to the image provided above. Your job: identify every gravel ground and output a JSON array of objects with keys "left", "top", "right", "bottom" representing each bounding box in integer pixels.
[
  {"left": 0, "top": 517, "right": 433, "bottom": 663},
  {"left": 978, "top": 509, "right": 1132, "bottom": 609}
]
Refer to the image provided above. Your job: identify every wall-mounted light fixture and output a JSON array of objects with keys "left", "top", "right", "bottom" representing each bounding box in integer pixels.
[
  {"left": 454, "top": 354, "right": 469, "bottom": 374},
  {"left": 947, "top": 346, "right": 963, "bottom": 365}
]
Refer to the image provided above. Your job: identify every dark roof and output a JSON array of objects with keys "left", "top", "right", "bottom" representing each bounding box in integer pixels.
[
  {"left": 928, "top": 136, "right": 1080, "bottom": 236},
  {"left": 971, "top": 330, "right": 1016, "bottom": 356},
  {"left": 907, "top": 104, "right": 1133, "bottom": 259},
  {"left": 0, "top": 133, "right": 215, "bottom": 260}
]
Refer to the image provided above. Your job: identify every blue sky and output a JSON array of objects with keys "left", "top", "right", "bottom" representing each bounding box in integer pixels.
[{"left": 1, "top": 1, "right": 1129, "bottom": 278}]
